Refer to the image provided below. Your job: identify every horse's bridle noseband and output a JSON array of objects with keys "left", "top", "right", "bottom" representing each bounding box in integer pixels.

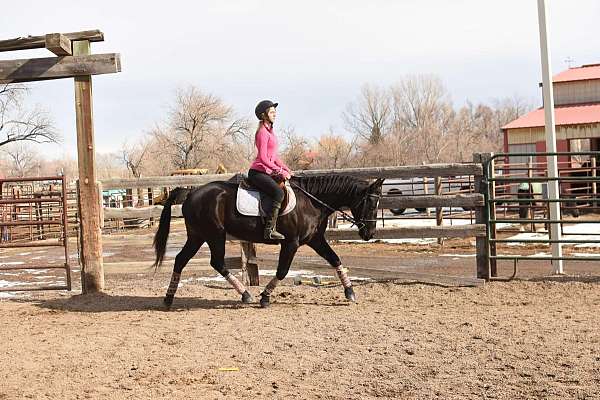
[
  {"left": 290, "top": 182, "right": 381, "bottom": 231},
  {"left": 351, "top": 193, "right": 381, "bottom": 230}
]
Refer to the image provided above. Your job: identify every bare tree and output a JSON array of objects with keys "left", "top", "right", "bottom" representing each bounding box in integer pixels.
[
  {"left": 492, "top": 94, "right": 534, "bottom": 125},
  {"left": 0, "top": 84, "right": 59, "bottom": 147},
  {"left": 120, "top": 137, "right": 153, "bottom": 205},
  {"left": 278, "top": 126, "right": 312, "bottom": 170},
  {"left": 343, "top": 85, "right": 392, "bottom": 145},
  {"left": 41, "top": 156, "right": 78, "bottom": 178},
  {"left": 154, "top": 86, "right": 249, "bottom": 170},
  {"left": 389, "top": 75, "right": 455, "bottom": 163},
  {"left": 313, "top": 132, "right": 355, "bottom": 169},
  {"left": 1, "top": 142, "right": 41, "bottom": 177},
  {"left": 96, "top": 152, "right": 128, "bottom": 180},
  {"left": 121, "top": 137, "right": 151, "bottom": 178},
  {"left": 391, "top": 75, "right": 452, "bottom": 131}
]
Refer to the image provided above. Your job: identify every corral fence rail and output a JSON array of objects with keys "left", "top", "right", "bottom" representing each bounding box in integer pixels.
[
  {"left": 0, "top": 176, "right": 71, "bottom": 292},
  {"left": 483, "top": 151, "right": 600, "bottom": 280}
]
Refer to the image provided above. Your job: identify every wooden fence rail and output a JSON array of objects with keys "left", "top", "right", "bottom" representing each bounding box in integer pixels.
[{"left": 100, "top": 163, "right": 483, "bottom": 190}]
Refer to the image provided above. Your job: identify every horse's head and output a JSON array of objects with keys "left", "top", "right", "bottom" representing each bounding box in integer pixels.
[{"left": 351, "top": 178, "right": 384, "bottom": 241}]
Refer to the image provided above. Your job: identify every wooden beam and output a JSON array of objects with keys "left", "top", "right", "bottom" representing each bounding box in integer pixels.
[
  {"left": 99, "top": 163, "right": 481, "bottom": 191},
  {"left": 380, "top": 194, "right": 484, "bottom": 209},
  {"left": 103, "top": 205, "right": 183, "bottom": 219},
  {"left": 295, "top": 163, "right": 483, "bottom": 179},
  {"left": 101, "top": 174, "right": 234, "bottom": 190},
  {"left": 101, "top": 198, "right": 483, "bottom": 220},
  {"left": 325, "top": 224, "right": 486, "bottom": 240},
  {"left": 0, "top": 53, "right": 121, "bottom": 84},
  {"left": 0, "top": 30, "right": 104, "bottom": 52},
  {"left": 74, "top": 40, "right": 103, "bottom": 294},
  {"left": 45, "top": 33, "right": 72, "bottom": 56}
]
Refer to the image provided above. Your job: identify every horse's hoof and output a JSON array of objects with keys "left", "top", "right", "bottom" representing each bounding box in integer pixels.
[
  {"left": 163, "top": 296, "right": 174, "bottom": 308},
  {"left": 241, "top": 290, "right": 254, "bottom": 304},
  {"left": 344, "top": 287, "right": 357, "bottom": 302},
  {"left": 259, "top": 293, "right": 270, "bottom": 308}
]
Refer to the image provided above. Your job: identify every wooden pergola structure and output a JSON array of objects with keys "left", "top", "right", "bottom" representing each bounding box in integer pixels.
[{"left": 0, "top": 29, "right": 121, "bottom": 293}]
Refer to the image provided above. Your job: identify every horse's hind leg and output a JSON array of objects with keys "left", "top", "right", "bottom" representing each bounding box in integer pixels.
[
  {"left": 207, "top": 235, "right": 253, "bottom": 304},
  {"left": 164, "top": 236, "right": 204, "bottom": 307}
]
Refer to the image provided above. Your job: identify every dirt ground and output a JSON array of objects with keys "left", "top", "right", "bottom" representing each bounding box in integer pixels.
[{"left": 1, "top": 221, "right": 599, "bottom": 399}]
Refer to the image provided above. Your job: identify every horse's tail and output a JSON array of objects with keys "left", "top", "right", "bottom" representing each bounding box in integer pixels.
[{"left": 152, "top": 188, "right": 189, "bottom": 269}]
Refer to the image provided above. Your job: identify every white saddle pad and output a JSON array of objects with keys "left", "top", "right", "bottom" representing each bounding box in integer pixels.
[{"left": 236, "top": 181, "right": 296, "bottom": 217}]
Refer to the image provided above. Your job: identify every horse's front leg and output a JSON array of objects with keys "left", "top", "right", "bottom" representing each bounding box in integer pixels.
[
  {"left": 307, "top": 235, "right": 356, "bottom": 302},
  {"left": 260, "top": 240, "right": 299, "bottom": 308}
]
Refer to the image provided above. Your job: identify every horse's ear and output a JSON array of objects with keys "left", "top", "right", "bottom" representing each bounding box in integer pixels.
[{"left": 370, "top": 178, "right": 384, "bottom": 190}]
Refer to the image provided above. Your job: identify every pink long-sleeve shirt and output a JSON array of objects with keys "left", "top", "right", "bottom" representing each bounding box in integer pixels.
[{"left": 250, "top": 122, "right": 291, "bottom": 177}]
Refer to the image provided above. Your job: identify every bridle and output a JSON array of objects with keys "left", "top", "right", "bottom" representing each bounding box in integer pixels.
[{"left": 290, "top": 181, "right": 381, "bottom": 231}]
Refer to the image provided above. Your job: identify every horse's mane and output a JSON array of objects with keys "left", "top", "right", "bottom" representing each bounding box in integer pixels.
[{"left": 292, "top": 174, "right": 368, "bottom": 198}]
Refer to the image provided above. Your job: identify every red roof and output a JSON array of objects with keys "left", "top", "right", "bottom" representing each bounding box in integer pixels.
[
  {"left": 552, "top": 64, "right": 600, "bottom": 83},
  {"left": 502, "top": 103, "right": 600, "bottom": 130}
]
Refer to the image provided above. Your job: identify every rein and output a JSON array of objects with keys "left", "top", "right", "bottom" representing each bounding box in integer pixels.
[{"left": 289, "top": 181, "right": 380, "bottom": 230}]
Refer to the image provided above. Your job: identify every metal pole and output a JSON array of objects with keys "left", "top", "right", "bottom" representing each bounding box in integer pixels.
[{"left": 537, "top": 0, "right": 563, "bottom": 274}]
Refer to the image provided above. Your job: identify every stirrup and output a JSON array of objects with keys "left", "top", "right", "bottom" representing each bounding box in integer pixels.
[{"left": 265, "top": 228, "right": 285, "bottom": 240}]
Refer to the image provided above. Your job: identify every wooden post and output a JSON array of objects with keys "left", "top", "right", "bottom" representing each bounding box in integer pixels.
[
  {"left": 328, "top": 212, "right": 338, "bottom": 228},
  {"left": 73, "top": 40, "right": 104, "bottom": 293},
  {"left": 592, "top": 157, "right": 597, "bottom": 210},
  {"left": 435, "top": 177, "right": 443, "bottom": 245},
  {"left": 240, "top": 241, "right": 259, "bottom": 286},
  {"left": 473, "top": 153, "right": 491, "bottom": 280},
  {"left": 423, "top": 177, "right": 431, "bottom": 216}
]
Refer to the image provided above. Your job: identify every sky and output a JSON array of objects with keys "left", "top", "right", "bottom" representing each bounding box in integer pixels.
[{"left": 2, "top": 0, "right": 599, "bottom": 159}]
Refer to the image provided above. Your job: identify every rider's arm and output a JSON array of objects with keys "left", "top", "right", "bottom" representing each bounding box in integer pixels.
[
  {"left": 255, "top": 128, "right": 281, "bottom": 173},
  {"left": 273, "top": 155, "right": 291, "bottom": 174}
]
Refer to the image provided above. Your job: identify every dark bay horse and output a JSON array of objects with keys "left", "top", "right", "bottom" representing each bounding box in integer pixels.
[{"left": 153, "top": 174, "right": 384, "bottom": 308}]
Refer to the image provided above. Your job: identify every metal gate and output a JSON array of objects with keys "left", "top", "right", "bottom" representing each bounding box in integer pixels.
[
  {"left": 0, "top": 176, "right": 71, "bottom": 292},
  {"left": 483, "top": 151, "right": 600, "bottom": 279}
]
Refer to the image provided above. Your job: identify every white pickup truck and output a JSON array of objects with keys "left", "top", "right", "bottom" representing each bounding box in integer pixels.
[{"left": 382, "top": 177, "right": 474, "bottom": 214}]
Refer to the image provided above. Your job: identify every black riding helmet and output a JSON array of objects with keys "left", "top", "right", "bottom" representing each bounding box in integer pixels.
[{"left": 255, "top": 100, "right": 278, "bottom": 120}]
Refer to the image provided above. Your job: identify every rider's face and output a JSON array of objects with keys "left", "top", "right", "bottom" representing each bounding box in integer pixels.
[{"left": 266, "top": 107, "right": 276, "bottom": 123}]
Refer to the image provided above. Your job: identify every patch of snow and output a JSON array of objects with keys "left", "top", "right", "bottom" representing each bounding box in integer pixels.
[
  {"left": 505, "top": 223, "right": 600, "bottom": 249},
  {"left": 571, "top": 252, "right": 600, "bottom": 258}
]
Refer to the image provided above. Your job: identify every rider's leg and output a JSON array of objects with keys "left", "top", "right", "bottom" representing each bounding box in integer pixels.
[{"left": 247, "top": 169, "right": 285, "bottom": 240}]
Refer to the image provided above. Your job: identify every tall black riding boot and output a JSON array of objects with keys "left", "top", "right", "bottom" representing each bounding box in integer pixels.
[{"left": 264, "top": 201, "right": 285, "bottom": 240}]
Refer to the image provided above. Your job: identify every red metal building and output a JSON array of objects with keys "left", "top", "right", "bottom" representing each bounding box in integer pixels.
[{"left": 502, "top": 63, "right": 600, "bottom": 167}]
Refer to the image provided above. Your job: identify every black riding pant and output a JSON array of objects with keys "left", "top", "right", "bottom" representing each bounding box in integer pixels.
[{"left": 248, "top": 169, "right": 284, "bottom": 204}]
